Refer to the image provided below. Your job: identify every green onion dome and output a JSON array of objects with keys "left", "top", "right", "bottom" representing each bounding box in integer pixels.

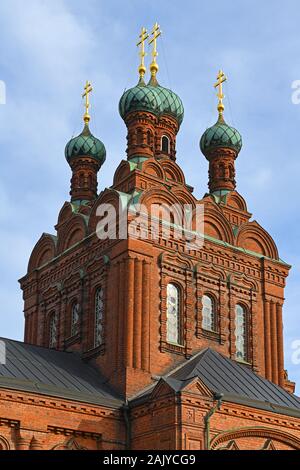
[
  {"left": 119, "top": 80, "right": 163, "bottom": 119},
  {"left": 119, "top": 78, "right": 184, "bottom": 126},
  {"left": 155, "top": 85, "right": 184, "bottom": 125},
  {"left": 200, "top": 115, "right": 242, "bottom": 158},
  {"left": 65, "top": 123, "right": 106, "bottom": 166}
]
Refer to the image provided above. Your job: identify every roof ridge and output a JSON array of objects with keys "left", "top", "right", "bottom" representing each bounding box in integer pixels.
[
  {"left": 167, "top": 347, "right": 300, "bottom": 414},
  {"left": 0, "top": 337, "right": 78, "bottom": 356},
  {"left": 165, "top": 348, "right": 210, "bottom": 379}
]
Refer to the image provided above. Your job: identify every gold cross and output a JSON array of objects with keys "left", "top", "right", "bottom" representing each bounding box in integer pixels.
[
  {"left": 214, "top": 70, "right": 227, "bottom": 116},
  {"left": 149, "top": 22, "right": 161, "bottom": 77},
  {"left": 137, "top": 27, "right": 149, "bottom": 79},
  {"left": 82, "top": 80, "right": 93, "bottom": 123}
]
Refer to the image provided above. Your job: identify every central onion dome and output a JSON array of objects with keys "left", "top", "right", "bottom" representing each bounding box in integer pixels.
[
  {"left": 120, "top": 24, "right": 184, "bottom": 161},
  {"left": 200, "top": 114, "right": 242, "bottom": 158},
  {"left": 65, "top": 123, "right": 106, "bottom": 166},
  {"left": 119, "top": 78, "right": 184, "bottom": 126}
]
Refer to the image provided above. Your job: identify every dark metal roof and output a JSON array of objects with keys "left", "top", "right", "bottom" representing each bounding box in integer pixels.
[
  {"left": 132, "top": 348, "right": 300, "bottom": 418},
  {"left": 0, "top": 338, "right": 122, "bottom": 407},
  {"left": 169, "top": 348, "right": 300, "bottom": 415}
]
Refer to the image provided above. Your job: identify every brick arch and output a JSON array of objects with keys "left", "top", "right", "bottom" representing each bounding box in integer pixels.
[
  {"left": 203, "top": 204, "right": 235, "bottom": 245},
  {"left": 236, "top": 221, "right": 279, "bottom": 259},
  {"left": 0, "top": 436, "right": 10, "bottom": 450},
  {"left": 88, "top": 188, "right": 122, "bottom": 234},
  {"left": 140, "top": 187, "right": 181, "bottom": 205},
  {"left": 141, "top": 159, "right": 165, "bottom": 180},
  {"left": 226, "top": 191, "right": 248, "bottom": 212},
  {"left": 46, "top": 308, "right": 58, "bottom": 344},
  {"left": 139, "top": 188, "right": 184, "bottom": 226},
  {"left": 113, "top": 160, "right": 132, "bottom": 186},
  {"left": 27, "top": 233, "right": 57, "bottom": 272},
  {"left": 56, "top": 201, "right": 74, "bottom": 226},
  {"left": 172, "top": 188, "right": 197, "bottom": 207},
  {"left": 202, "top": 290, "right": 218, "bottom": 305},
  {"left": 211, "top": 426, "right": 300, "bottom": 450},
  {"left": 160, "top": 159, "right": 185, "bottom": 184},
  {"left": 201, "top": 291, "right": 219, "bottom": 330},
  {"left": 146, "top": 128, "right": 154, "bottom": 146},
  {"left": 57, "top": 215, "right": 88, "bottom": 254}
]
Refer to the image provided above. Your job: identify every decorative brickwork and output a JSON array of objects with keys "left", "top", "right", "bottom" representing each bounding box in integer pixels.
[{"left": 0, "top": 63, "right": 298, "bottom": 450}]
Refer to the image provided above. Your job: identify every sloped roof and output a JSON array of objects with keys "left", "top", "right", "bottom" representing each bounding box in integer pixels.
[
  {"left": 132, "top": 348, "right": 300, "bottom": 417},
  {"left": 0, "top": 338, "right": 122, "bottom": 407}
]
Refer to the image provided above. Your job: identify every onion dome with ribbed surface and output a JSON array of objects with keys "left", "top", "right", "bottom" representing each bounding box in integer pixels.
[
  {"left": 155, "top": 83, "right": 184, "bottom": 125},
  {"left": 200, "top": 114, "right": 242, "bottom": 158},
  {"left": 119, "top": 77, "right": 184, "bottom": 126},
  {"left": 119, "top": 79, "right": 163, "bottom": 119},
  {"left": 65, "top": 123, "right": 106, "bottom": 166}
]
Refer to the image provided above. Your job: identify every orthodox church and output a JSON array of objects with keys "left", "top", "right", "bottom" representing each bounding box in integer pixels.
[{"left": 0, "top": 25, "right": 300, "bottom": 450}]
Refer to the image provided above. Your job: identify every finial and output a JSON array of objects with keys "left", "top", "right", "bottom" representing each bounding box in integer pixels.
[
  {"left": 149, "top": 22, "right": 161, "bottom": 80},
  {"left": 137, "top": 27, "right": 149, "bottom": 81},
  {"left": 82, "top": 80, "right": 93, "bottom": 124},
  {"left": 214, "top": 70, "right": 227, "bottom": 118}
]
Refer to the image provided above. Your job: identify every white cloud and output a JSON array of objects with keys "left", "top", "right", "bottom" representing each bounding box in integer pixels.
[{"left": 0, "top": 0, "right": 94, "bottom": 86}]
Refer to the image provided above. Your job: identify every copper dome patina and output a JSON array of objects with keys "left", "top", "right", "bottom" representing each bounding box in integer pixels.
[
  {"left": 119, "top": 79, "right": 184, "bottom": 126},
  {"left": 200, "top": 115, "right": 242, "bottom": 157},
  {"left": 65, "top": 123, "right": 106, "bottom": 166}
]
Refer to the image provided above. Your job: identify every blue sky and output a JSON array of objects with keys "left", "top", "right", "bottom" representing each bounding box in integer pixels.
[{"left": 0, "top": 0, "right": 299, "bottom": 392}]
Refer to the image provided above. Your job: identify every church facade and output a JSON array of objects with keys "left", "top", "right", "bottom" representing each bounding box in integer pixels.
[{"left": 0, "top": 26, "right": 300, "bottom": 451}]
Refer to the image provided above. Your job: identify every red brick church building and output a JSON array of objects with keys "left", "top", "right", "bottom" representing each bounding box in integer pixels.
[{"left": 0, "top": 26, "right": 300, "bottom": 451}]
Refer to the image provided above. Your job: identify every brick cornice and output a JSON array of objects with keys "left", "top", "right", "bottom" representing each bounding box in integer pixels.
[
  {"left": 180, "top": 397, "right": 300, "bottom": 430},
  {"left": 0, "top": 417, "right": 20, "bottom": 428},
  {"left": 0, "top": 389, "right": 121, "bottom": 419},
  {"left": 47, "top": 425, "right": 101, "bottom": 440}
]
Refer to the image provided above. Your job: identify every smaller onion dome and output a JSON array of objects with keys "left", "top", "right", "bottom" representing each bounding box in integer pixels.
[
  {"left": 200, "top": 115, "right": 242, "bottom": 158},
  {"left": 65, "top": 123, "right": 106, "bottom": 166}
]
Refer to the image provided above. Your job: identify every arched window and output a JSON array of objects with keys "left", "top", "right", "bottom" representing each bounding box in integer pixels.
[
  {"left": 49, "top": 312, "right": 57, "bottom": 348},
  {"left": 79, "top": 173, "right": 84, "bottom": 187},
  {"left": 161, "top": 135, "right": 170, "bottom": 153},
  {"left": 235, "top": 304, "right": 247, "bottom": 361},
  {"left": 166, "top": 283, "right": 181, "bottom": 345},
  {"left": 202, "top": 295, "right": 215, "bottom": 331},
  {"left": 218, "top": 163, "right": 225, "bottom": 178},
  {"left": 136, "top": 128, "right": 143, "bottom": 145},
  {"left": 147, "top": 130, "right": 152, "bottom": 146},
  {"left": 94, "top": 287, "right": 104, "bottom": 347},
  {"left": 71, "top": 301, "right": 80, "bottom": 336}
]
